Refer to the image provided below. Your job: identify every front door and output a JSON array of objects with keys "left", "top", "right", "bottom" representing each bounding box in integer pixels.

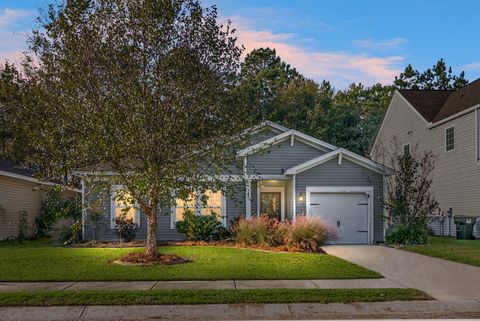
[{"left": 260, "top": 192, "right": 282, "bottom": 220}]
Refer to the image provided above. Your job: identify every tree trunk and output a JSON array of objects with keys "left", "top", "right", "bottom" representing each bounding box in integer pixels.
[{"left": 145, "top": 204, "right": 159, "bottom": 260}]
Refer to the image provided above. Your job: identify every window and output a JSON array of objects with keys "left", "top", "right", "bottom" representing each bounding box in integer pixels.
[
  {"left": 110, "top": 186, "right": 139, "bottom": 228},
  {"left": 403, "top": 144, "right": 410, "bottom": 156},
  {"left": 446, "top": 126, "right": 455, "bottom": 151},
  {"left": 172, "top": 190, "right": 226, "bottom": 228}
]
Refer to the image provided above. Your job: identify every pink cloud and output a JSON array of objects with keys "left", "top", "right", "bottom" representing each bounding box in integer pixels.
[{"left": 230, "top": 18, "right": 403, "bottom": 88}]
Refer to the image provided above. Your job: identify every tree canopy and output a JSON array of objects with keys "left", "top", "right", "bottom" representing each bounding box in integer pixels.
[
  {"left": 20, "top": 0, "right": 252, "bottom": 258},
  {"left": 394, "top": 59, "right": 468, "bottom": 90}
]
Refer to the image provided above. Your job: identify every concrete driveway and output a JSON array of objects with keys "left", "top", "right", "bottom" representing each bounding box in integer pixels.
[{"left": 324, "top": 245, "right": 480, "bottom": 301}]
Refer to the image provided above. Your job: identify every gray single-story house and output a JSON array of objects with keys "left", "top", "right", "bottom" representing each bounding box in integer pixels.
[{"left": 80, "top": 121, "right": 389, "bottom": 244}]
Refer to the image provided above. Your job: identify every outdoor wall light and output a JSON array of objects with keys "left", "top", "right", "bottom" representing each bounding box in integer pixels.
[{"left": 298, "top": 193, "right": 304, "bottom": 201}]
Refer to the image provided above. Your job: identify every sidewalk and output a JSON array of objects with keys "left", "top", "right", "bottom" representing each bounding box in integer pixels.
[
  {"left": 0, "top": 278, "right": 404, "bottom": 292},
  {"left": 1, "top": 300, "right": 480, "bottom": 321}
]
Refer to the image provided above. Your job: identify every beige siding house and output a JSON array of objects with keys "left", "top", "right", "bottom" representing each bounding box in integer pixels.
[
  {"left": 0, "top": 161, "right": 78, "bottom": 240},
  {"left": 371, "top": 79, "right": 480, "bottom": 237}
]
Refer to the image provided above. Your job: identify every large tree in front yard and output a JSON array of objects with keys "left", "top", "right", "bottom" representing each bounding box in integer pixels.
[{"left": 21, "top": 0, "right": 251, "bottom": 259}]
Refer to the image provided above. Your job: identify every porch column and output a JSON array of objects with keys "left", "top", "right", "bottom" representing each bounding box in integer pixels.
[
  {"left": 244, "top": 156, "right": 252, "bottom": 218},
  {"left": 292, "top": 174, "right": 296, "bottom": 220}
]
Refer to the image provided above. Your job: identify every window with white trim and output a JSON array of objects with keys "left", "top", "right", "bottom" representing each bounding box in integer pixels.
[
  {"left": 172, "top": 190, "right": 226, "bottom": 228},
  {"left": 110, "top": 186, "right": 139, "bottom": 228},
  {"left": 446, "top": 126, "right": 455, "bottom": 151}
]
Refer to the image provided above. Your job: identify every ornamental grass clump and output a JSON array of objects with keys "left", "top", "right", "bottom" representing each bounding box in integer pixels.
[
  {"left": 232, "top": 216, "right": 334, "bottom": 251},
  {"left": 232, "top": 216, "right": 270, "bottom": 246},
  {"left": 285, "top": 216, "right": 334, "bottom": 252}
]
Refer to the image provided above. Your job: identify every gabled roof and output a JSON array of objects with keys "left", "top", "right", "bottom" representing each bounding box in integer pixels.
[
  {"left": 284, "top": 148, "right": 391, "bottom": 175},
  {"left": 398, "top": 89, "right": 453, "bottom": 122},
  {"left": 397, "top": 78, "right": 480, "bottom": 124},
  {"left": 237, "top": 129, "right": 337, "bottom": 157}
]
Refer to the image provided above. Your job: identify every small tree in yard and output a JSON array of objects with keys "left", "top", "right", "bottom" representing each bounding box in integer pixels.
[
  {"left": 384, "top": 148, "right": 438, "bottom": 245},
  {"left": 19, "top": 0, "right": 252, "bottom": 260}
]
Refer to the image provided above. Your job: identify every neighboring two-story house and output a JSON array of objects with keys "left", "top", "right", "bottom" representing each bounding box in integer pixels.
[{"left": 371, "top": 79, "right": 480, "bottom": 238}]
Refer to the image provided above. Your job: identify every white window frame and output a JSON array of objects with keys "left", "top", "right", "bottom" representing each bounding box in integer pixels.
[
  {"left": 445, "top": 126, "right": 455, "bottom": 152},
  {"left": 256, "top": 186, "right": 285, "bottom": 221},
  {"left": 110, "top": 185, "right": 140, "bottom": 229},
  {"left": 170, "top": 191, "right": 227, "bottom": 229}
]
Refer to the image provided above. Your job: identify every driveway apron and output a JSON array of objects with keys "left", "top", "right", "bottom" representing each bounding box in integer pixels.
[{"left": 324, "top": 245, "right": 480, "bottom": 301}]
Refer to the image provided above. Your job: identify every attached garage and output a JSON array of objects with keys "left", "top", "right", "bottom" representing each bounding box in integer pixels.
[{"left": 306, "top": 187, "right": 374, "bottom": 244}]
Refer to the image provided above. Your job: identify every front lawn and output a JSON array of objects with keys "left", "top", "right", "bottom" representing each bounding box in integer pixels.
[
  {"left": 0, "top": 288, "right": 430, "bottom": 307},
  {"left": 403, "top": 236, "right": 480, "bottom": 267},
  {"left": 0, "top": 244, "right": 380, "bottom": 281}
]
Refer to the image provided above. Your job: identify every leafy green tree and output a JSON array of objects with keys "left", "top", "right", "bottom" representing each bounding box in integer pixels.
[
  {"left": 394, "top": 59, "right": 468, "bottom": 90},
  {"left": 0, "top": 63, "right": 26, "bottom": 162},
  {"left": 238, "top": 48, "right": 301, "bottom": 122},
  {"left": 21, "top": 0, "right": 251, "bottom": 259}
]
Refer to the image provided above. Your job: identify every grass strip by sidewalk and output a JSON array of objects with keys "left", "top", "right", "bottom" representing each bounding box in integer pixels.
[
  {"left": 0, "top": 288, "right": 431, "bottom": 307},
  {"left": 402, "top": 236, "right": 480, "bottom": 267}
]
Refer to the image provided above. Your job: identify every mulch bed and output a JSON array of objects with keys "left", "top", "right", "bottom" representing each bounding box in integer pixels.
[{"left": 112, "top": 252, "right": 192, "bottom": 266}]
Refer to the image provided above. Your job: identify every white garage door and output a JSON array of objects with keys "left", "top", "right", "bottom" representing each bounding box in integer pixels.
[{"left": 309, "top": 192, "right": 369, "bottom": 244}]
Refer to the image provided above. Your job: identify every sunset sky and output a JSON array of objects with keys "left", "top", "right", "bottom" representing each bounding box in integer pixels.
[{"left": 1, "top": 0, "right": 479, "bottom": 88}]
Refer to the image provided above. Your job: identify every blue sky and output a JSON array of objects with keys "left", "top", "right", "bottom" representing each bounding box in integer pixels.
[{"left": 1, "top": 0, "right": 479, "bottom": 88}]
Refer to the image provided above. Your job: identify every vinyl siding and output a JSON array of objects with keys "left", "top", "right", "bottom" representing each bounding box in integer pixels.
[
  {"left": 83, "top": 182, "right": 247, "bottom": 241},
  {"left": 373, "top": 91, "right": 480, "bottom": 220},
  {"left": 295, "top": 158, "right": 385, "bottom": 242},
  {"left": 0, "top": 176, "right": 47, "bottom": 240},
  {"left": 247, "top": 138, "right": 325, "bottom": 175}
]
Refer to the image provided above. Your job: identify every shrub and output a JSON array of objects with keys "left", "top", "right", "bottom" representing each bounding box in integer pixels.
[
  {"left": 266, "top": 218, "right": 289, "bottom": 246},
  {"left": 36, "top": 190, "right": 82, "bottom": 237},
  {"left": 115, "top": 214, "right": 139, "bottom": 242},
  {"left": 231, "top": 216, "right": 270, "bottom": 246},
  {"left": 63, "top": 221, "right": 82, "bottom": 246},
  {"left": 285, "top": 216, "right": 334, "bottom": 252},
  {"left": 385, "top": 224, "right": 428, "bottom": 245},
  {"left": 175, "top": 210, "right": 226, "bottom": 241}
]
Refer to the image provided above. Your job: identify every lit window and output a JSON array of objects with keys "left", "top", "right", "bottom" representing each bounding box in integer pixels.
[
  {"left": 174, "top": 193, "right": 196, "bottom": 223},
  {"left": 446, "top": 127, "right": 454, "bottom": 151},
  {"left": 172, "top": 190, "right": 225, "bottom": 227},
  {"left": 403, "top": 144, "right": 410, "bottom": 156},
  {"left": 111, "top": 186, "right": 138, "bottom": 228},
  {"left": 200, "top": 190, "right": 223, "bottom": 217}
]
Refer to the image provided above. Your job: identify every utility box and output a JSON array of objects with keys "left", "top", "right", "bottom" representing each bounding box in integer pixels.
[{"left": 454, "top": 217, "right": 477, "bottom": 240}]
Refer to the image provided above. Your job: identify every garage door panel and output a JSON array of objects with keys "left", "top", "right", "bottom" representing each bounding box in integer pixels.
[{"left": 309, "top": 192, "right": 369, "bottom": 244}]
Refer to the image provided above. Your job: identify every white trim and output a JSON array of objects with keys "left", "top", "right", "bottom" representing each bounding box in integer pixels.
[
  {"left": 290, "top": 134, "right": 295, "bottom": 147},
  {"left": 237, "top": 130, "right": 336, "bottom": 157},
  {"left": 247, "top": 121, "right": 290, "bottom": 135},
  {"left": 110, "top": 185, "right": 140, "bottom": 229},
  {"left": 256, "top": 185, "right": 285, "bottom": 221},
  {"left": 292, "top": 174, "right": 296, "bottom": 220},
  {"left": 285, "top": 148, "right": 390, "bottom": 176},
  {"left": 397, "top": 91, "right": 432, "bottom": 125},
  {"left": 428, "top": 104, "right": 480, "bottom": 129},
  {"left": 305, "top": 186, "right": 374, "bottom": 245},
  {"left": 0, "top": 170, "right": 81, "bottom": 192},
  {"left": 445, "top": 125, "right": 455, "bottom": 152},
  {"left": 337, "top": 152, "right": 342, "bottom": 165}
]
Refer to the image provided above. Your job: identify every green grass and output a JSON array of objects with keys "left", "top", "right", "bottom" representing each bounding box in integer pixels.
[
  {"left": 0, "top": 289, "right": 430, "bottom": 307},
  {"left": 403, "top": 236, "right": 480, "bottom": 267},
  {"left": 0, "top": 244, "right": 380, "bottom": 281}
]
